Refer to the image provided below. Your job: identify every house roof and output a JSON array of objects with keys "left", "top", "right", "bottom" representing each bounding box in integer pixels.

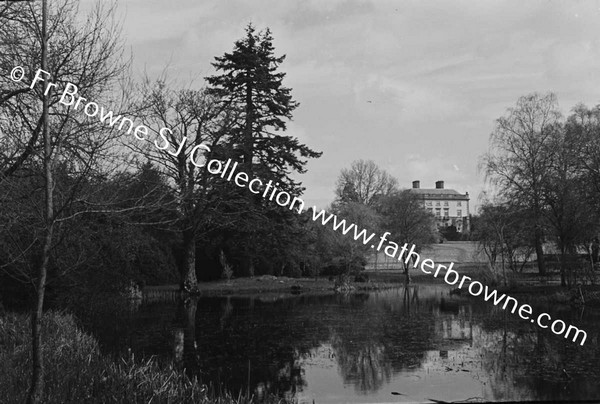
[{"left": 408, "top": 188, "right": 469, "bottom": 200}]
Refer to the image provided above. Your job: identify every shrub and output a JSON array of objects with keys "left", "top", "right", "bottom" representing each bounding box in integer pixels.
[{"left": 282, "top": 262, "right": 302, "bottom": 278}]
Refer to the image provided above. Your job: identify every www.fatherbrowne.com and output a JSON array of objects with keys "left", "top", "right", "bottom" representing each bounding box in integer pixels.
[
  {"left": 16, "top": 66, "right": 587, "bottom": 346},
  {"left": 203, "top": 158, "right": 588, "bottom": 346}
]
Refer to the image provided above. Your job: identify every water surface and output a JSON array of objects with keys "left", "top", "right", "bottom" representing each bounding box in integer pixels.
[{"left": 79, "top": 285, "right": 600, "bottom": 403}]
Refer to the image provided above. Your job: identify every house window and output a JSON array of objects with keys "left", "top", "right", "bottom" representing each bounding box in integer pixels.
[
  {"left": 444, "top": 201, "right": 448, "bottom": 206},
  {"left": 457, "top": 209, "right": 462, "bottom": 216},
  {"left": 435, "top": 208, "right": 441, "bottom": 217},
  {"left": 436, "top": 201, "right": 440, "bottom": 206},
  {"left": 457, "top": 202, "right": 462, "bottom": 206},
  {"left": 443, "top": 208, "right": 449, "bottom": 218},
  {"left": 426, "top": 201, "right": 432, "bottom": 206}
]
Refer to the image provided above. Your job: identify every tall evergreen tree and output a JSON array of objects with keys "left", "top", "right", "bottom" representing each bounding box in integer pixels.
[
  {"left": 206, "top": 24, "right": 321, "bottom": 275},
  {"left": 206, "top": 23, "right": 320, "bottom": 186}
]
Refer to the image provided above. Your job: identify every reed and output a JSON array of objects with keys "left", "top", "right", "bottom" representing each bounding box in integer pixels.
[{"left": 0, "top": 311, "right": 291, "bottom": 403}]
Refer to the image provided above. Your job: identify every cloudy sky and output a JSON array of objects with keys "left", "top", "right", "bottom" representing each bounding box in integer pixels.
[{"left": 86, "top": 0, "right": 600, "bottom": 212}]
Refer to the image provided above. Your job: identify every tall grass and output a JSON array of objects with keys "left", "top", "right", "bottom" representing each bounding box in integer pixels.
[{"left": 0, "top": 311, "right": 290, "bottom": 403}]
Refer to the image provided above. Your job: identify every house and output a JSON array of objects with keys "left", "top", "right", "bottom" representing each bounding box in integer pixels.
[{"left": 408, "top": 180, "right": 470, "bottom": 233}]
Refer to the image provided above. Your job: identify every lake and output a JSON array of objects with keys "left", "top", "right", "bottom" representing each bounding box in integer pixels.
[{"left": 78, "top": 284, "right": 600, "bottom": 403}]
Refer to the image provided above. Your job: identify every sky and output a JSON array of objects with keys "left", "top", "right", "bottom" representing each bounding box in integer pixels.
[{"left": 83, "top": 0, "right": 600, "bottom": 213}]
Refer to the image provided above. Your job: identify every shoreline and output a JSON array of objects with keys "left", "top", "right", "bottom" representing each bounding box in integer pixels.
[
  {"left": 141, "top": 267, "right": 600, "bottom": 307},
  {"left": 142, "top": 275, "right": 405, "bottom": 299}
]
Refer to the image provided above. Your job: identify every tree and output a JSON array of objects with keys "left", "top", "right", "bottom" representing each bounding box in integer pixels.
[
  {"left": 330, "top": 201, "right": 381, "bottom": 277},
  {"left": 0, "top": 2, "right": 127, "bottom": 402},
  {"left": 376, "top": 190, "right": 438, "bottom": 283},
  {"left": 334, "top": 159, "right": 398, "bottom": 207},
  {"left": 474, "top": 203, "right": 536, "bottom": 286},
  {"left": 133, "top": 79, "right": 238, "bottom": 291},
  {"left": 205, "top": 24, "right": 321, "bottom": 274},
  {"left": 542, "top": 105, "right": 600, "bottom": 286},
  {"left": 0, "top": 2, "right": 33, "bottom": 109},
  {"left": 571, "top": 104, "right": 600, "bottom": 277},
  {"left": 571, "top": 104, "right": 600, "bottom": 202},
  {"left": 481, "top": 93, "right": 562, "bottom": 276},
  {"left": 205, "top": 23, "right": 320, "bottom": 182},
  {"left": 0, "top": 1, "right": 126, "bottom": 181}
]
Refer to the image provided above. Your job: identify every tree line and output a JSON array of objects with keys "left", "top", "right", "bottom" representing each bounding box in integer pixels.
[
  {"left": 0, "top": 1, "right": 442, "bottom": 305},
  {"left": 325, "top": 159, "right": 439, "bottom": 283},
  {"left": 477, "top": 93, "right": 600, "bottom": 287},
  {"left": 0, "top": 3, "right": 328, "bottom": 401},
  {"left": 0, "top": 5, "right": 436, "bottom": 399}
]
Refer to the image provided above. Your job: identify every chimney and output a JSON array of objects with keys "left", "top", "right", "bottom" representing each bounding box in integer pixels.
[
  {"left": 435, "top": 180, "right": 444, "bottom": 189},
  {"left": 412, "top": 180, "right": 420, "bottom": 189}
]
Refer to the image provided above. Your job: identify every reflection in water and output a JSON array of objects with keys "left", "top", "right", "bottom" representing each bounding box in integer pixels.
[
  {"left": 172, "top": 297, "right": 199, "bottom": 374},
  {"left": 80, "top": 285, "right": 600, "bottom": 403},
  {"left": 331, "top": 334, "right": 391, "bottom": 393},
  {"left": 219, "top": 297, "right": 233, "bottom": 331}
]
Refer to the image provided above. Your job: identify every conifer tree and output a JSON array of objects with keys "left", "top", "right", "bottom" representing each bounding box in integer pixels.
[
  {"left": 206, "top": 24, "right": 321, "bottom": 275},
  {"left": 206, "top": 23, "right": 320, "bottom": 187}
]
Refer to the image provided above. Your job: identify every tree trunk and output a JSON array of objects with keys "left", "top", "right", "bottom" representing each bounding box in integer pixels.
[
  {"left": 244, "top": 80, "right": 253, "bottom": 175},
  {"left": 588, "top": 243, "right": 596, "bottom": 286},
  {"left": 559, "top": 244, "right": 567, "bottom": 287},
  {"left": 28, "top": 3, "right": 50, "bottom": 402},
  {"left": 534, "top": 230, "right": 546, "bottom": 276},
  {"left": 27, "top": 230, "right": 52, "bottom": 404},
  {"left": 241, "top": 256, "right": 254, "bottom": 277},
  {"left": 592, "top": 237, "right": 599, "bottom": 265},
  {"left": 181, "top": 230, "right": 198, "bottom": 293},
  {"left": 501, "top": 251, "right": 506, "bottom": 287}
]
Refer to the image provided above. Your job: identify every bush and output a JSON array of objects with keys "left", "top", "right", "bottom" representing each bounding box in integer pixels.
[
  {"left": 282, "top": 262, "right": 302, "bottom": 278},
  {"left": 440, "top": 225, "right": 460, "bottom": 241},
  {"left": 0, "top": 312, "right": 290, "bottom": 403}
]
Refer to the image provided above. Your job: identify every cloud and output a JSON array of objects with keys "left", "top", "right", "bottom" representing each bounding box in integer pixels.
[{"left": 98, "top": 0, "right": 600, "bottom": 212}]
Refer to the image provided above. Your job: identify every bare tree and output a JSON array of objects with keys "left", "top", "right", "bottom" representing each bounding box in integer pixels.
[
  {"left": 0, "top": 2, "right": 128, "bottom": 402},
  {"left": 481, "top": 93, "right": 562, "bottom": 276},
  {"left": 541, "top": 104, "right": 600, "bottom": 286},
  {"left": 474, "top": 203, "right": 535, "bottom": 286},
  {"left": 132, "top": 77, "right": 238, "bottom": 292},
  {"left": 1, "top": 0, "right": 127, "bottom": 179},
  {"left": 376, "top": 190, "right": 439, "bottom": 283},
  {"left": 335, "top": 159, "right": 398, "bottom": 207},
  {"left": 569, "top": 104, "right": 600, "bottom": 208}
]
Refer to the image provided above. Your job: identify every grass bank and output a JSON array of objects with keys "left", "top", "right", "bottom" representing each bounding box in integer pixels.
[
  {"left": 430, "top": 263, "right": 600, "bottom": 307},
  {"left": 0, "top": 311, "right": 290, "bottom": 403}
]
